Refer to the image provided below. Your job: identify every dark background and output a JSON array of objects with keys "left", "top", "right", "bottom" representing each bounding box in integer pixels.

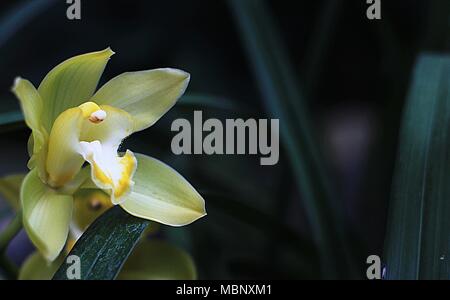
[{"left": 0, "top": 0, "right": 448, "bottom": 279}]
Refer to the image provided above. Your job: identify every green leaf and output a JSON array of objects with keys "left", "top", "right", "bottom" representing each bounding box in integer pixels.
[
  {"left": 384, "top": 54, "right": 450, "bottom": 280},
  {"left": 53, "top": 206, "right": 149, "bottom": 280},
  {"left": 118, "top": 240, "right": 197, "bottom": 280},
  {"left": 228, "top": 0, "right": 353, "bottom": 278}
]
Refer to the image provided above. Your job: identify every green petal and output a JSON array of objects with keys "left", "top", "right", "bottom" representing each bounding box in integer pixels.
[
  {"left": 11, "top": 78, "right": 44, "bottom": 135},
  {"left": 38, "top": 48, "right": 114, "bottom": 131},
  {"left": 120, "top": 154, "right": 206, "bottom": 226},
  {"left": 21, "top": 169, "right": 73, "bottom": 261},
  {"left": 91, "top": 68, "right": 190, "bottom": 132},
  {"left": 118, "top": 240, "right": 197, "bottom": 280},
  {"left": 0, "top": 174, "right": 25, "bottom": 211},
  {"left": 18, "top": 252, "right": 63, "bottom": 280},
  {"left": 12, "top": 78, "right": 48, "bottom": 181}
]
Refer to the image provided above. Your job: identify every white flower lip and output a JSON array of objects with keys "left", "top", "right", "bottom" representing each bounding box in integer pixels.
[{"left": 89, "top": 109, "right": 107, "bottom": 123}]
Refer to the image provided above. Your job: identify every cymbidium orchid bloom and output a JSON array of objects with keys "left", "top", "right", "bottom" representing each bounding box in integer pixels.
[{"left": 12, "top": 48, "right": 206, "bottom": 261}]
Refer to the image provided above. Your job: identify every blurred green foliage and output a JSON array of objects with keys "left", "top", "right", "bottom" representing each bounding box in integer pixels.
[{"left": 384, "top": 55, "right": 450, "bottom": 280}]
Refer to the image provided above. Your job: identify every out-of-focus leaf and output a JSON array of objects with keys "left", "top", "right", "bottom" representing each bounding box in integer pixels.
[
  {"left": 53, "top": 206, "right": 149, "bottom": 280},
  {"left": 179, "top": 94, "right": 242, "bottom": 112},
  {"left": 118, "top": 240, "right": 196, "bottom": 280},
  {"left": 384, "top": 54, "right": 450, "bottom": 280},
  {"left": 227, "top": 259, "right": 308, "bottom": 279},
  {"left": 421, "top": 0, "right": 450, "bottom": 50},
  {"left": 0, "top": 111, "right": 23, "bottom": 129},
  {"left": 203, "top": 191, "right": 317, "bottom": 272},
  {"left": 19, "top": 252, "right": 63, "bottom": 280},
  {"left": 303, "top": 0, "right": 344, "bottom": 98},
  {"left": 0, "top": 0, "right": 57, "bottom": 48},
  {"left": 0, "top": 174, "right": 25, "bottom": 211},
  {"left": 228, "top": 0, "right": 352, "bottom": 278}
]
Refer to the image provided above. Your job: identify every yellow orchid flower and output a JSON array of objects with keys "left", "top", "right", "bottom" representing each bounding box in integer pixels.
[{"left": 12, "top": 48, "right": 206, "bottom": 261}]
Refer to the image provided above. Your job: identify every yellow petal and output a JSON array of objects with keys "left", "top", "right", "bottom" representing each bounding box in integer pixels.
[
  {"left": 120, "top": 154, "right": 206, "bottom": 226},
  {"left": 78, "top": 104, "right": 136, "bottom": 203},
  {"left": 79, "top": 143, "right": 137, "bottom": 204},
  {"left": 46, "top": 106, "right": 86, "bottom": 187},
  {"left": 79, "top": 105, "right": 136, "bottom": 203}
]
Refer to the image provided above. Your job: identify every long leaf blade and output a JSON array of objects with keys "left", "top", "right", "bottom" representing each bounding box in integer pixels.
[{"left": 384, "top": 54, "right": 450, "bottom": 280}]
